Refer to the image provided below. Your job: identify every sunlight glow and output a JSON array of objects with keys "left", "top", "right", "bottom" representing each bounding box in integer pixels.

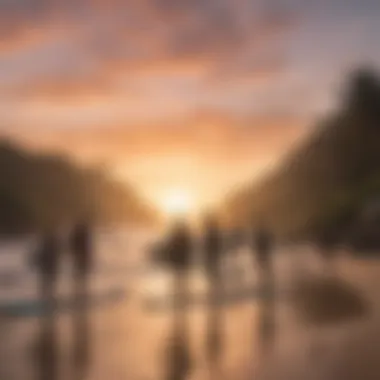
[{"left": 160, "top": 189, "right": 193, "bottom": 217}]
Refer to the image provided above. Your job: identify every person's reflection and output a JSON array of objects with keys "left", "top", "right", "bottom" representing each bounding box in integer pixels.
[
  {"left": 35, "top": 314, "right": 59, "bottom": 380},
  {"left": 206, "top": 304, "right": 223, "bottom": 371},
  {"left": 68, "top": 220, "right": 92, "bottom": 380},
  {"left": 251, "top": 226, "right": 276, "bottom": 362},
  {"left": 72, "top": 307, "right": 91, "bottom": 380},
  {"left": 203, "top": 214, "right": 224, "bottom": 366},
  {"left": 165, "top": 220, "right": 192, "bottom": 380},
  {"left": 166, "top": 309, "right": 191, "bottom": 380},
  {"left": 257, "top": 281, "right": 276, "bottom": 358}
]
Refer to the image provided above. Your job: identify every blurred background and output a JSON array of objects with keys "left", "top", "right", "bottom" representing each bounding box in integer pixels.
[{"left": 1, "top": 1, "right": 380, "bottom": 380}]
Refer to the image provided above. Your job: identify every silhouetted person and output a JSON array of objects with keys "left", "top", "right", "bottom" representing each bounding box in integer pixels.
[
  {"left": 164, "top": 220, "right": 193, "bottom": 380},
  {"left": 166, "top": 219, "right": 192, "bottom": 277},
  {"left": 204, "top": 215, "right": 223, "bottom": 286},
  {"left": 70, "top": 221, "right": 93, "bottom": 302},
  {"left": 253, "top": 226, "right": 273, "bottom": 281},
  {"left": 203, "top": 215, "right": 224, "bottom": 365},
  {"left": 34, "top": 230, "right": 61, "bottom": 310}
]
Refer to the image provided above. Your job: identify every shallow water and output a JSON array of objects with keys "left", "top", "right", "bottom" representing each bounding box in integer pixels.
[{"left": 1, "top": 234, "right": 380, "bottom": 380}]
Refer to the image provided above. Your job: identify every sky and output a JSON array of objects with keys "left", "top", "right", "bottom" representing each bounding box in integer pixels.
[{"left": 1, "top": 0, "right": 380, "bottom": 213}]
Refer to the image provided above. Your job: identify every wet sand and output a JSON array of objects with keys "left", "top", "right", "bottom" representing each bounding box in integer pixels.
[{"left": 2, "top": 248, "right": 380, "bottom": 380}]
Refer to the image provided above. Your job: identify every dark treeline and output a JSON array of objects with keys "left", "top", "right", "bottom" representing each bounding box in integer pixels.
[
  {"left": 0, "top": 140, "right": 157, "bottom": 235},
  {"left": 223, "top": 68, "right": 380, "bottom": 250}
]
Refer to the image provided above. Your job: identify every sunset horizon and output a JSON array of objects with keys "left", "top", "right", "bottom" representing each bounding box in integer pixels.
[{"left": 3, "top": 1, "right": 380, "bottom": 217}]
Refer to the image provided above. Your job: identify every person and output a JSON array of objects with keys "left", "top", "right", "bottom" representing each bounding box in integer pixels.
[
  {"left": 70, "top": 221, "right": 93, "bottom": 302},
  {"left": 253, "top": 226, "right": 273, "bottom": 277},
  {"left": 164, "top": 219, "right": 193, "bottom": 380},
  {"left": 203, "top": 214, "right": 223, "bottom": 283},
  {"left": 166, "top": 219, "right": 193, "bottom": 278},
  {"left": 34, "top": 229, "right": 61, "bottom": 307}
]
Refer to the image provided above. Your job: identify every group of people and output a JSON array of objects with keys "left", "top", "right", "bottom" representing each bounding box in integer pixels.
[
  {"left": 31, "top": 215, "right": 275, "bottom": 380},
  {"left": 34, "top": 214, "right": 274, "bottom": 308},
  {"left": 161, "top": 215, "right": 275, "bottom": 380},
  {"left": 33, "top": 221, "right": 92, "bottom": 305},
  {"left": 162, "top": 215, "right": 274, "bottom": 285}
]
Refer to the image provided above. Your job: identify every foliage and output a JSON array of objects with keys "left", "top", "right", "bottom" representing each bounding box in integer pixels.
[
  {"left": 0, "top": 140, "right": 157, "bottom": 234},
  {"left": 222, "top": 68, "right": 380, "bottom": 244}
]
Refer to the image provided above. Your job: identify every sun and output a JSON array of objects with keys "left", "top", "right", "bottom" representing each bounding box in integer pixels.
[{"left": 160, "top": 189, "right": 193, "bottom": 217}]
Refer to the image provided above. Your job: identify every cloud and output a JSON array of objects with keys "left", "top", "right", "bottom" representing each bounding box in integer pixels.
[
  {"left": 0, "top": 0, "right": 70, "bottom": 53},
  {"left": 0, "top": 25, "right": 54, "bottom": 54},
  {"left": 6, "top": 108, "right": 306, "bottom": 162},
  {"left": 0, "top": 0, "right": 297, "bottom": 101},
  {"left": 91, "top": 1, "right": 297, "bottom": 79},
  {"left": 3, "top": 72, "right": 117, "bottom": 102}
]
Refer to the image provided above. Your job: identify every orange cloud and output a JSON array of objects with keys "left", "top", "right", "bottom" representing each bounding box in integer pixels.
[
  {"left": 6, "top": 110, "right": 306, "bottom": 162},
  {"left": 5, "top": 74, "right": 117, "bottom": 102},
  {"left": 0, "top": 26, "right": 51, "bottom": 54},
  {"left": 0, "top": 1, "right": 74, "bottom": 54},
  {"left": 1, "top": 0, "right": 297, "bottom": 102}
]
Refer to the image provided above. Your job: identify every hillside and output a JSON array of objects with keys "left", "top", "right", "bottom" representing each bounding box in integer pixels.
[
  {"left": 0, "top": 140, "right": 158, "bottom": 235},
  {"left": 222, "top": 68, "right": 380, "bottom": 246}
]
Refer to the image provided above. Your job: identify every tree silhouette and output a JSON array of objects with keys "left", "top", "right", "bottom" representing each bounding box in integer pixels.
[
  {"left": 222, "top": 67, "right": 380, "bottom": 248},
  {"left": 0, "top": 139, "right": 157, "bottom": 234}
]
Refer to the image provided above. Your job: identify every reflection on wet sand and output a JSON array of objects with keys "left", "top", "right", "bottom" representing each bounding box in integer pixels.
[
  {"left": 165, "top": 274, "right": 192, "bottom": 380},
  {"left": 6, "top": 241, "right": 378, "bottom": 380},
  {"left": 72, "top": 307, "right": 91, "bottom": 380},
  {"left": 205, "top": 270, "right": 224, "bottom": 375},
  {"left": 206, "top": 308, "right": 223, "bottom": 366},
  {"left": 166, "top": 324, "right": 192, "bottom": 380},
  {"left": 257, "top": 290, "right": 276, "bottom": 358},
  {"left": 34, "top": 298, "right": 92, "bottom": 380},
  {"left": 35, "top": 314, "right": 59, "bottom": 380}
]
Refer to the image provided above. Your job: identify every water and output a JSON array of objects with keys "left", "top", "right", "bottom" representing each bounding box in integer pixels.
[
  {"left": 1, "top": 233, "right": 380, "bottom": 380},
  {"left": 0, "top": 229, "right": 147, "bottom": 309}
]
